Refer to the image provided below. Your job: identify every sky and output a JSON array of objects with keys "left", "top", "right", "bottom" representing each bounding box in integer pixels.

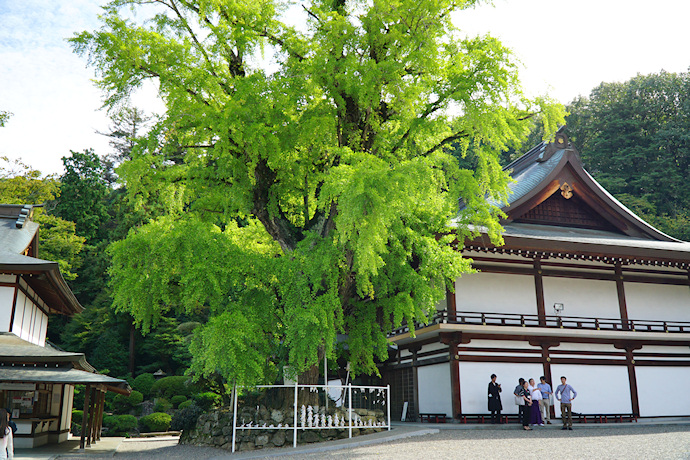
[{"left": 1, "top": 0, "right": 690, "bottom": 176}]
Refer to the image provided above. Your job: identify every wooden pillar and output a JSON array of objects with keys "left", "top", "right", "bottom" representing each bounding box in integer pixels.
[
  {"left": 534, "top": 258, "right": 546, "bottom": 326},
  {"left": 441, "top": 332, "right": 464, "bottom": 419},
  {"left": 446, "top": 288, "right": 457, "bottom": 322},
  {"left": 615, "top": 263, "right": 630, "bottom": 330},
  {"left": 625, "top": 348, "right": 640, "bottom": 416},
  {"left": 80, "top": 385, "right": 91, "bottom": 450},
  {"left": 410, "top": 345, "right": 421, "bottom": 422},
  {"left": 449, "top": 341, "right": 461, "bottom": 418},
  {"left": 94, "top": 390, "right": 105, "bottom": 442},
  {"left": 88, "top": 386, "right": 97, "bottom": 446}
]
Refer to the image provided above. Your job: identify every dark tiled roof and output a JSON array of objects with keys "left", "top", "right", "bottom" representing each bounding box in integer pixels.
[{"left": 0, "top": 366, "right": 131, "bottom": 394}]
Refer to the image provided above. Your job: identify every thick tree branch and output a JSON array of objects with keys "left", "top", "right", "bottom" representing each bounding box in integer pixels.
[
  {"left": 424, "top": 131, "right": 470, "bottom": 156},
  {"left": 252, "top": 158, "right": 302, "bottom": 253}
]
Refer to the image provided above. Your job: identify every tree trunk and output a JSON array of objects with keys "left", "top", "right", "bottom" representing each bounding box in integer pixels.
[{"left": 298, "top": 362, "right": 321, "bottom": 407}]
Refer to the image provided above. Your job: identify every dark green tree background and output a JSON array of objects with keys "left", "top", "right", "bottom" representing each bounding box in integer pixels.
[{"left": 565, "top": 71, "right": 690, "bottom": 240}]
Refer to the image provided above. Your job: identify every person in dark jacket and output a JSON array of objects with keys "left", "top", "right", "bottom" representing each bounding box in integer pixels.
[
  {"left": 3, "top": 410, "right": 15, "bottom": 435},
  {"left": 487, "top": 374, "right": 503, "bottom": 424}
]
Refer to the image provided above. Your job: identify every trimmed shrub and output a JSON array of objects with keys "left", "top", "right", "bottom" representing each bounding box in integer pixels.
[
  {"left": 170, "top": 395, "right": 187, "bottom": 408},
  {"left": 192, "top": 392, "right": 221, "bottom": 411},
  {"left": 153, "top": 397, "right": 173, "bottom": 413},
  {"left": 72, "top": 410, "right": 83, "bottom": 425},
  {"left": 114, "top": 414, "right": 138, "bottom": 433},
  {"left": 178, "top": 399, "right": 194, "bottom": 410},
  {"left": 139, "top": 412, "right": 172, "bottom": 433},
  {"left": 133, "top": 373, "right": 156, "bottom": 397},
  {"left": 113, "top": 390, "right": 143, "bottom": 414},
  {"left": 170, "top": 402, "right": 203, "bottom": 432},
  {"left": 150, "top": 376, "right": 194, "bottom": 399}
]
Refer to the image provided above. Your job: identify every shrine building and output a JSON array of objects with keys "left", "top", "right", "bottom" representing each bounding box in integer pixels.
[
  {"left": 0, "top": 204, "right": 130, "bottom": 448},
  {"left": 383, "top": 131, "right": 690, "bottom": 422}
]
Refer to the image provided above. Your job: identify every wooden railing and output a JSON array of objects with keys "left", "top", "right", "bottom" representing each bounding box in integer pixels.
[{"left": 387, "top": 310, "right": 690, "bottom": 336}]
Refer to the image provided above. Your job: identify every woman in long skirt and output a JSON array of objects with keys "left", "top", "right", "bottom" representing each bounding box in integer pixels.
[{"left": 528, "top": 378, "right": 544, "bottom": 426}]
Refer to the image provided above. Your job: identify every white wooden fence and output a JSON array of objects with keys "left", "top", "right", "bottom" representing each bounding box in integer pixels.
[{"left": 231, "top": 383, "right": 391, "bottom": 452}]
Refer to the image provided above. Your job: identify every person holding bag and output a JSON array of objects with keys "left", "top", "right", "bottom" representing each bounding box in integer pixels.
[{"left": 514, "top": 378, "right": 532, "bottom": 430}]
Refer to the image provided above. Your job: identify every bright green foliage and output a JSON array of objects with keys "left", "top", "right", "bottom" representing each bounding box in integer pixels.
[
  {"left": 0, "top": 111, "right": 10, "bottom": 127},
  {"left": 73, "top": 0, "right": 565, "bottom": 383},
  {"left": 566, "top": 71, "right": 690, "bottom": 240},
  {"left": 139, "top": 412, "right": 172, "bottom": 433},
  {"left": 133, "top": 373, "right": 156, "bottom": 397}
]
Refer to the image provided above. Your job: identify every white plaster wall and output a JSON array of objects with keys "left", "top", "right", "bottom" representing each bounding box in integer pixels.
[
  {"left": 417, "top": 364, "right": 452, "bottom": 417},
  {"left": 11, "top": 292, "right": 47, "bottom": 345},
  {"left": 0, "top": 274, "right": 16, "bottom": 283},
  {"left": 13, "top": 291, "right": 28, "bottom": 340},
  {"left": 551, "top": 343, "right": 619, "bottom": 353},
  {"left": 400, "top": 342, "right": 448, "bottom": 359},
  {"left": 0, "top": 286, "right": 14, "bottom": 332},
  {"left": 549, "top": 364, "right": 631, "bottom": 416},
  {"left": 636, "top": 367, "right": 690, "bottom": 416},
  {"left": 455, "top": 273, "right": 537, "bottom": 315},
  {"left": 458, "top": 361, "right": 544, "bottom": 415},
  {"left": 464, "top": 340, "right": 540, "bottom": 351},
  {"left": 624, "top": 283, "right": 690, "bottom": 323},
  {"left": 543, "top": 278, "right": 619, "bottom": 319},
  {"left": 61, "top": 385, "right": 75, "bottom": 431}
]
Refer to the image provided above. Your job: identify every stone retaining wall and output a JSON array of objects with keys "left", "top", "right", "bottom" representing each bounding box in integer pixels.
[{"left": 181, "top": 405, "right": 387, "bottom": 452}]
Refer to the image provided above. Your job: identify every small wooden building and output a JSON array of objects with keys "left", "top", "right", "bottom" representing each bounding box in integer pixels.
[
  {"left": 0, "top": 204, "right": 129, "bottom": 447},
  {"left": 383, "top": 132, "right": 690, "bottom": 421}
]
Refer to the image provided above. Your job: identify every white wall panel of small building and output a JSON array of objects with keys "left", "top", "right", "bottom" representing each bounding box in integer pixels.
[
  {"left": 455, "top": 273, "right": 537, "bottom": 315},
  {"left": 417, "top": 364, "right": 452, "bottom": 417},
  {"left": 61, "top": 385, "right": 75, "bottom": 431},
  {"left": 12, "top": 290, "right": 48, "bottom": 345},
  {"left": 458, "top": 361, "right": 543, "bottom": 414},
  {"left": 0, "top": 285, "right": 15, "bottom": 332},
  {"left": 549, "top": 364, "right": 630, "bottom": 416},
  {"left": 543, "top": 278, "right": 620, "bottom": 319},
  {"left": 624, "top": 283, "right": 690, "bottom": 322},
  {"left": 636, "top": 366, "right": 690, "bottom": 416}
]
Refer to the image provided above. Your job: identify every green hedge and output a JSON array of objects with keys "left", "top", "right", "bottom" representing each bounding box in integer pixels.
[
  {"left": 153, "top": 397, "right": 172, "bottom": 413},
  {"left": 150, "top": 376, "right": 194, "bottom": 399},
  {"left": 133, "top": 373, "right": 156, "bottom": 397},
  {"left": 72, "top": 410, "right": 83, "bottom": 424},
  {"left": 113, "top": 390, "right": 143, "bottom": 414},
  {"left": 139, "top": 412, "right": 172, "bottom": 433},
  {"left": 103, "top": 414, "right": 138, "bottom": 434},
  {"left": 192, "top": 392, "right": 221, "bottom": 411},
  {"left": 170, "top": 395, "right": 187, "bottom": 408},
  {"left": 178, "top": 399, "right": 194, "bottom": 410}
]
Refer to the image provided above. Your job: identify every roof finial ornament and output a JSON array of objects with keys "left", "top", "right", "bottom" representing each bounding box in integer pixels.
[{"left": 537, "top": 127, "right": 570, "bottom": 163}]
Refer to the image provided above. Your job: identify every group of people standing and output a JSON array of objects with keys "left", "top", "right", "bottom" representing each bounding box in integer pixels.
[{"left": 488, "top": 374, "right": 577, "bottom": 431}]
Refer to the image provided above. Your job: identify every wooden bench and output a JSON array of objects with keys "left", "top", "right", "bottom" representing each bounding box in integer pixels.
[
  {"left": 458, "top": 413, "right": 521, "bottom": 424},
  {"left": 419, "top": 413, "right": 448, "bottom": 423},
  {"left": 572, "top": 413, "right": 638, "bottom": 423}
]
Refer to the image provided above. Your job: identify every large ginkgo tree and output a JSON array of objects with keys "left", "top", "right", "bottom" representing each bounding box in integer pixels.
[{"left": 71, "top": 0, "right": 564, "bottom": 386}]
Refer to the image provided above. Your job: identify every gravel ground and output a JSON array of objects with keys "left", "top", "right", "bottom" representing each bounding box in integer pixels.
[
  {"left": 278, "top": 425, "right": 690, "bottom": 460},
  {"left": 55, "top": 425, "right": 690, "bottom": 460}
]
